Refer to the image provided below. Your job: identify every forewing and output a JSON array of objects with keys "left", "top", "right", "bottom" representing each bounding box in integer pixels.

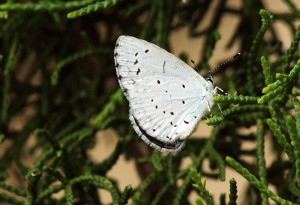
[{"left": 114, "top": 36, "right": 207, "bottom": 98}]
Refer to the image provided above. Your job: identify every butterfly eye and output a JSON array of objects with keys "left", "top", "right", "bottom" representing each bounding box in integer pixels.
[{"left": 206, "top": 76, "right": 213, "bottom": 84}]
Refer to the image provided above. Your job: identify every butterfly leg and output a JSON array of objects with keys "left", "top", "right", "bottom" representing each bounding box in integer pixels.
[
  {"left": 213, "top": 86, "right": 225, "bottom": 115},
  {"left": 214, "top": 86, "right": 227, "bottom": 95},
  {"left": 217, "top": 103, "right": 224, "bottom": 115},
  {"left": 203, "top": 96, "right": 213, "bottom": 117}
]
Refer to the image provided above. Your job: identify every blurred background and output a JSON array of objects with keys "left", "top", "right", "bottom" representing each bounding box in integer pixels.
[{"left": 1, "top": 0, "right": 300, "bottom": 204}]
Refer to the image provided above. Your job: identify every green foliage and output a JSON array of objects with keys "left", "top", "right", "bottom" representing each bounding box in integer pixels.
[
  {"left": 1, "top": 0, "right": 300, "bottom": 204},
  {"left": 290, "top": 98, "right": 300, "bottom": 188},
  {"left": 256, "top": 119, "right": 268, "bottom": 205},
  {"left": 226, "top": 157, "right": 297, "bottom": 205},
  {"left": 67, "top": 0, "right": 121, "bottom": 19},
  {"left": 190, "top": 168, "right": 213, "bottom": 205},
  {"left": 228, "top": 178, "right": 237, "bottom": 205},
  {"left": 119, "top": 185, "right": 133, "bottom": 205},
  {"left": 246, "top": 10, "right": 273, "bottom": 95}
]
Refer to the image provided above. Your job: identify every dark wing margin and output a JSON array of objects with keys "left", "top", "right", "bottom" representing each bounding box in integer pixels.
[{"left": 133, "top": 116, "right": 184, "bottom": 150}]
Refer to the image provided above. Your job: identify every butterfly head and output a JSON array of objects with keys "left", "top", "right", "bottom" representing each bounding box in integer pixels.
[{"left": 205, "top": 71, "right": 214, "bottom": 84}]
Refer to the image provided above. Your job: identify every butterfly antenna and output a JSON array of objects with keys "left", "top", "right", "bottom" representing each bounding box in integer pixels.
[
  {"left": 208, "top": 52, "right": 241, "bottom": 77},
  {"left": 191, "top": 59, "right": 200, "bottom": 72}
]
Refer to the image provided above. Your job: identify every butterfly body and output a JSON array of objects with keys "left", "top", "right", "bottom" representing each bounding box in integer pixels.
[{"left": 114, "top": 35, "right": 216, "bottom": 152}]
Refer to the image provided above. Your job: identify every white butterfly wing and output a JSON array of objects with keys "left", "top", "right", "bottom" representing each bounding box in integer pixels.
[{"left": 114, "top": 35, "right": 215, "bottom": 152}]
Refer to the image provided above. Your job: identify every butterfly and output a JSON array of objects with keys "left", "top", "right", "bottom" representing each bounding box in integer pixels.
[{"left": 114, "top": 35, "right": 238, "bottom": 153}]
